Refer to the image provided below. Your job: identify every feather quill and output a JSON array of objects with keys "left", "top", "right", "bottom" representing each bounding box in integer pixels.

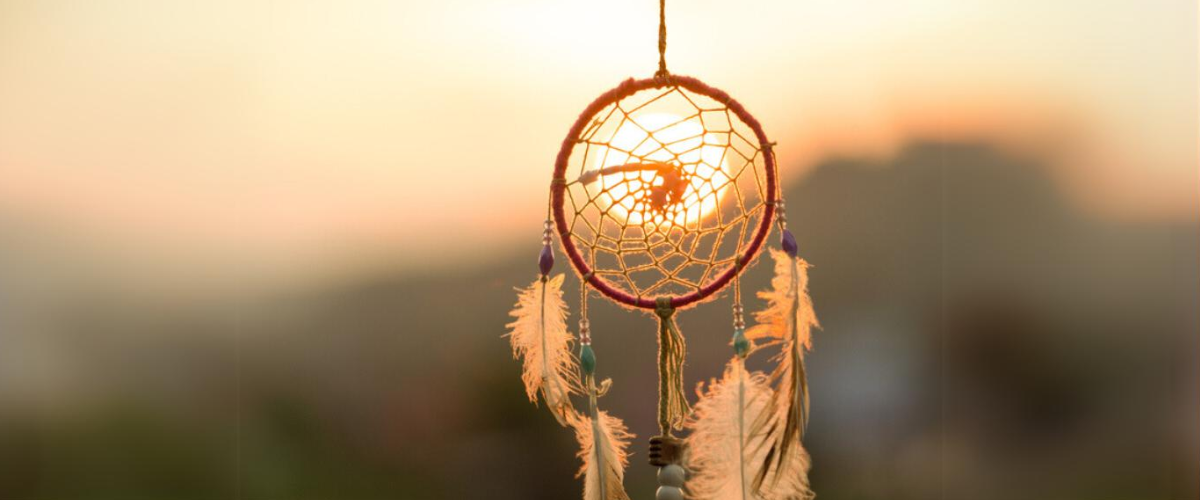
[
  {"left": 686, "top": 358, "right": 813, "bottom": 499},
  {"left": 506, "top": 274, "right": 581, "bottom": 425},
  {"left": 746, "top": 249, "right": 819, "bottom": 490},
  {"left": 569, "top": 378, "right": 633, "bottom": 500}
]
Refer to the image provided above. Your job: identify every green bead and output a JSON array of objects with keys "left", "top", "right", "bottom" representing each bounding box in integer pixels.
[
  {"left": 579, "top": 345, "right": 596, "bottom": 375},
  {"left": 732, "top": 328, "right": 750, "bottom": 358}
]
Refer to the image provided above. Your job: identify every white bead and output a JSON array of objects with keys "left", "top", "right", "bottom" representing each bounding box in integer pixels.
[
  {"left": 657, "top": 464, "right": 686, "bottom": 487},
  {"left": 655, "top": 486, "right": 684, "bottom": 500}
]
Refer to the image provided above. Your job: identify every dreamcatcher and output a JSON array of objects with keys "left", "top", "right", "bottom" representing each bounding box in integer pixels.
[{"left": 506, "top": 1, "right": 820, "bottom": 499}]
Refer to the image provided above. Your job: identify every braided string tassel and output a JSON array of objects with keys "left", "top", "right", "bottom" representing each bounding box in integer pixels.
[
  {"left": 648, "top": 297, "right": 689, "bottom": 499},
  {"left": 654, "top": 298, "right": 690, "bottom": 435}
]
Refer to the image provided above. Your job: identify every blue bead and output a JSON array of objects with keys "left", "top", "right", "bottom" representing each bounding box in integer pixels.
[
  {"left": 538, "top": 244, "right": 554, "bottom": 275},
  {"left": 781, "top": 229, "right": 798, "bottom": 257},
  {"left": 579, "top": 345, "right": 596, "bottom": 376},
  {"left": 732, "top": 328, "right": 750, "bottom": 358}
]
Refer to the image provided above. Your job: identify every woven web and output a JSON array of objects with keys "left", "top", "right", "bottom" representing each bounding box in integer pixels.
[{"left": 564, "top": 85, "right": 770, "bottom": 300}]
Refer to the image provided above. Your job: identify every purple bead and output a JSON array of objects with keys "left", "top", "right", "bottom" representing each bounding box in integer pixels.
[
  {"left": 538, "top": 244, "right": 555, "bottom": 275},
  {"left": 781, "top": 229, "right": 798, "bottom": 257}
]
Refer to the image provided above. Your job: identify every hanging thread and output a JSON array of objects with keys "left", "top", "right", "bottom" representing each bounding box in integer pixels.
[{"left": 655, "top": 0, "right": 669, "bottom": 78}]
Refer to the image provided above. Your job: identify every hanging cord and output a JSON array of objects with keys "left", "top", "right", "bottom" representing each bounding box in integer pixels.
[
  {"left": 655, "top": 0, "right": 669, "bottom": 79},
  {"left": 769, "top": 146, "right": 787, "bottom": 234},
  {"left": 580, "top": 266, "right": 590, "bottom": 337},
  {"left": 732, "top": 255, "right": 750, "bottom": 359},
  {"left": 770, "top": 146, "right": 800, "bottom": 259},
  {"left": 654, "top": 298, "right": 689, "bottom": 435}
]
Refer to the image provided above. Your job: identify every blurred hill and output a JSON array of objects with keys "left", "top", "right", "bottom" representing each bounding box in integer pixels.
[{"left": 1, "top": 141, "right": 1196, "bottom": 499}]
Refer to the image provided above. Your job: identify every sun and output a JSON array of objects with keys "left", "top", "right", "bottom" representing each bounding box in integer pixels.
[{"left": 581, "top": 113, "right": 731, "bottom": 230}]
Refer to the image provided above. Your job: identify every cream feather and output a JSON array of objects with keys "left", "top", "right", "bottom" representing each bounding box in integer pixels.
[
  {"left": 687, "top": 358, "right": 815, "bottom": 500},
  {"left": 569, "top": 380, "right": 633, "bottom": 500},
  {"left": 746, "top": 249, "right": 819, "bottom": 490},
  {"left": 506, "top": 274, "right": 580, "bottom": 425}
]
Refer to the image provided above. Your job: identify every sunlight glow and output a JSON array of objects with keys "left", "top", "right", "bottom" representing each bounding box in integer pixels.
[{"left": 591, "top": 113, "right": 731, "bottom": 229}]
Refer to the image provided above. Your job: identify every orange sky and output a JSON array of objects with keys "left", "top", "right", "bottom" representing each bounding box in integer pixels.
[{"left": 0, "top": 0, "right": 1195, "bottom": 291}]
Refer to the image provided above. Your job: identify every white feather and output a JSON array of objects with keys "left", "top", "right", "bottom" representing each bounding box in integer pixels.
[
  {"left": 686, "top": 359, "right": 766, "bottom": 499},
  {"left": 687, "top": 359, "right": 814, "bottom": 500},
  {"left": 506, "top": 274, "right": 580, "bottom": 425},
  {"left": 746, "top": 249, "right": 819, "bottom": 493},
  {"left": 569, "top": 393, "right": 633, "bottom": 500}
]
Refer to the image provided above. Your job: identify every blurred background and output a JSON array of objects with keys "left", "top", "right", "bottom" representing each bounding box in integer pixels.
[{"left": 0, "top": 1, "right": 1197, "bottom": 499}]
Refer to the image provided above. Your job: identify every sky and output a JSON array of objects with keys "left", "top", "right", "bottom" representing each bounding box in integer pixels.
[{"left": 0, "top": 0, "right": 1195, "bottom": 294}]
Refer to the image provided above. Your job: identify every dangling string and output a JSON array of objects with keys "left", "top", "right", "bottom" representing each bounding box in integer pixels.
[
  {"left": 506, "top": 219, "right": 580, "bottom": 426},
  {"left": 732, "top": 252, "right": 749, "bottom": 359},
  {"left": 579, "top": 250, "right": 595, "bottom": 388},
  {"left": 654, "top": 298, "right": 689, "bottom": 435},
  {"left": 573, "top": 273, "right": 636, "bottom": 500},
  {"left": 744, "top": 143, "right": 819, "bottom": 490},
  {"left": 655, "top": 0, "right": 669, "bottom": 79},
  {"left": 579, "top": 281, "right": 594, "bottom": 393},
  {"left": 731, "top": 180, "right": 751, "bottom": 357}
]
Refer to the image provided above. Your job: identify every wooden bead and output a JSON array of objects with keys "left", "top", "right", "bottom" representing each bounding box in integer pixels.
[
  {"left": 648, "top": 435, "right": 683, "bottom": 466},
  {"left": 655, "top": 486, "right": 684, "bottom": 500},
  {"left": 657, "top": 464, "right": 686, "bottom": 487}
]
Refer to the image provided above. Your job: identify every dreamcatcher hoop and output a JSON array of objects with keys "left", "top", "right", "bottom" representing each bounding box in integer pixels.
[{"left": 551, "top": 75, "right": 778, "bottom": 310}]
